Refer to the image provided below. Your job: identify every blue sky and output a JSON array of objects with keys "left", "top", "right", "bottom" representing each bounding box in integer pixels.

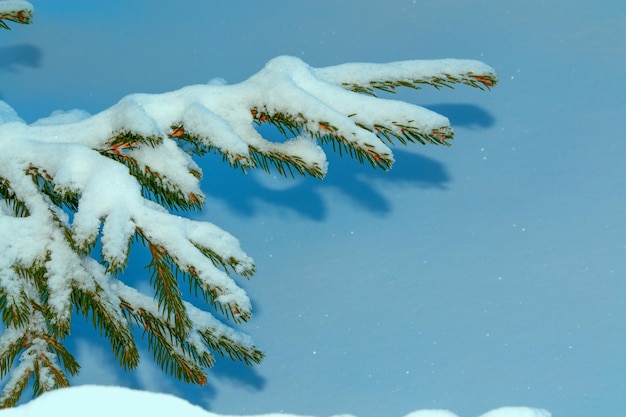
[{"left": 2, "top": 2, "right": 626, "bottom": 417}]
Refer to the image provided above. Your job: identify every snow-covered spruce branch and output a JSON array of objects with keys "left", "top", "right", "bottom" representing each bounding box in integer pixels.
[
  {"left": 0, "top": 0, "right": 32, "bottom": 29},
  {"left": 0, "top": 55, "right": 496, "bottom": 406},
  {"left": 316, "top": 59, "right": 497, "bottom": 94}
]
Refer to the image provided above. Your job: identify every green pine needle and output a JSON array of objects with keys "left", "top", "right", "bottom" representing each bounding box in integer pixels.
[
  {"left": 0, "top": 8, "right": 32, "bottom": 30},
  {"left": 340, "top": 71, "right": 498, "bottom": 96}
]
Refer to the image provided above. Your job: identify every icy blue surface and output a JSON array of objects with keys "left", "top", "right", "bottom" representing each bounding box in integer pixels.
[{"left": 2, "top": 1, "right": 625, "bottom": 416}]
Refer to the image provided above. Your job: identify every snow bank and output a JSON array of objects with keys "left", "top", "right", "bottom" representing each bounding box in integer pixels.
[{"left": 0, "top": 385, "right": 550, "bottom": 417}]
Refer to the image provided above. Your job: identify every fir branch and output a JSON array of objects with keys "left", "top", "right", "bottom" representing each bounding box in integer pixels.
[
  {"left": 192, "top": 243, "right": 256, "bottom": 279},
  {"left": 30, "top": 346, "right": 72, "bottom": 398},
  {"left": 339, "top": 71, "right": 498, "bottom": 96},
  {"left": 132, "top": 221, "right": 254, "bottom": 325},
  {"left": 37, "top": 334, "right": 80, "bottom": 377},
  {"left": 110, "top": 129, "right": 163, "bottom": 149},
  {"left": 99, "top": 141, "right": 204, "bottom": 213},
  {"left": 135, "top": 229, "right": 192, "bottom": 333},
  {"left": 0, "top": 262, "right": 45, "bottom": 333},
  {"left": 249, "top": 107, "right": 325, "bottom": 177},
  {"left": 142, "top": 164, "right": 204, "bottom": 212},
  {"left": 72, "top": 287, "right": 139, "bottom": 371},
  {"left": 318, "top": 133, "right": 393, "bottom": 170},
  {"left": 0, "top": 51, "right": 497, "bottom": 404},
  {"left": 114, "top": 279, "right": 261, "bottom": 385},
  {"left": 181, "top": 267, "right": 250, "bottom": 324},
  {"left": 10, "top": 262, "right": 48, "bottom": 319},
  {"left": 248, "top": 146, "right": 326, "bottom": 178},
  {"left": 24, "top": 166, "right": 79, "bottom": 213},
  {"left": 125, "top": 306, "right": 209, "bottom": 385},
  {"left": 314, "top": 59, "right": 499, "bottom": 96},
  {"left": 250, "top": 108, "right": 306, "bottom": 138},
  {"left": 168, "top": 123, "right": 255, "bottom": 173},
  {"left": 0, "top": 2, "right": 32, "bottom": 30},
  {"left": 0, "top": 362, "right": 30, "bottom": 408},
  {"left": 359, "top": 121, "right": 454, "bottom": 147},
  {"left": 0, "top": 329, "right": 26, "bottom": 380},
  {"left": 198, "top": 328, "right": 264, "bottom": 366},
  {"left": 0, "top": 312, "right": 75, "bottom": 407},
  {"left": 250, "top": 107, "right": 389, "bottom": 174},
  {"left": 250, "top": 106, "right": 327, "bottom": 176},
  {"left": 100, "top": 231, "right": 132, "bottom": 276},
  {"left": 0, "top": 277, "right": 31, "bottom": 328},
  {"left": 0, "top": 177, "right": 29, "bottom": 217},
  {"left": 38, "top": 222, "right": 79, "bottom": 338},
  {"left": 172, "top": 250, "right": 253, "bottom": 324}
]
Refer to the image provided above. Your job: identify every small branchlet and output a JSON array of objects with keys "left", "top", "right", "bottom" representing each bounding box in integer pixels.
[
  {"left": 250, "top": 107, "right": 392, "bottom": 173},
  {"left": 340, "top": 71, "right": 499, "bottom": 96},
  {"left": 99, "top": 133, "right": 204, "bottom": 213},
  {"left": 0, "top": 7, "right": 32, "bottom": 30},
  {"left": 25, "top": 166, "right": 79, "bottom": 213},
  {"left": 120, "top": 305, "right": 211, "bottom": 386},
  {"left": 134, "top": 229, "right": 192, "bottom": 334},
  {"left": 168, "top": 123, "right": 255, "bottom": 174},
  {"left": 199, "top": 329, "right": 264, "bottom": 366},
  {"left": 71, "top": 286, "right": 139, "bottom": 371},
  {"left": 0, "top": 178, "right": 30, "bottom": 217}
]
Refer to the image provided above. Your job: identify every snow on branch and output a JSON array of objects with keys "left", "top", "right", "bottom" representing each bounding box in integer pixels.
[
  {"left": 0, "top": 0, "right": 32, "bottom": 29},
  {"left": 316, "top": 58, "right": 497, "bottom": 94},
  {"left": 0, "top": 54, "right": 496, "bottom": 404}
]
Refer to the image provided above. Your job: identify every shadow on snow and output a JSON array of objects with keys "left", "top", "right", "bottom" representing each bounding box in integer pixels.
[{"left": 201, "top": 103, "right": 494, "bottom": 221}]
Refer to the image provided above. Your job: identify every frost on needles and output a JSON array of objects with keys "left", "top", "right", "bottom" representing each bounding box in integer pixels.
[{"left": 0, "top": 3, "right": 497, "bottom": 408}]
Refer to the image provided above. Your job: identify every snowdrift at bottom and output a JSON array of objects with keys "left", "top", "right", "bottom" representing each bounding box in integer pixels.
[{"left": 0, "top": 385, "right": 550, "bottom": 417}]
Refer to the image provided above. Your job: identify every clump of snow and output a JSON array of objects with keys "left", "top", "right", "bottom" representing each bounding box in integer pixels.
[
  {"left": 0, "top": 0, "right": 32, "bottom": 15},
  {"left": 32, "top": 109, "right": 91, "bottom": 126},
  {"left": 0, "top": 101, "right": 24, "bottom": 125},
  {"left": 477, "top": 408, "right": 551, "bottom": 417},
  {"left": 207, "top": 77, "right": 227, "bottom": 86},
  {"left": 0, "top": 385, "right": 551, "bottom": 417},
  {"left": 179, "top": 101, "right": 252, "bottom": 163}
]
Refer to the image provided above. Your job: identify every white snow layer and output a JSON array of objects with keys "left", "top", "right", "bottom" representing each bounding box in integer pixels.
[
  {"left": 315, "top": 58, "right": 495, "bottom": 87},
  {"left": 0, "top": 0, "right": 32, "bottom": 14},
  {"left": 0, "top": 385, "right": 551, "bottom": 417}
]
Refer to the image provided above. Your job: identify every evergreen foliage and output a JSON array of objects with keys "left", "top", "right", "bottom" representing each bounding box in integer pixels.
[
  {"left": 0, "top": 1, "right": 497, "bottom": 408},
  {"left": 0, "top": 1, "right": 31, "bottom": 30}
]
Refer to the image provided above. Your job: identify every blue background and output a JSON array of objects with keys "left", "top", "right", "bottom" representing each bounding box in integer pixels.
[{"left": 2, "top": 1, "right": 626, "bottom": 416}]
